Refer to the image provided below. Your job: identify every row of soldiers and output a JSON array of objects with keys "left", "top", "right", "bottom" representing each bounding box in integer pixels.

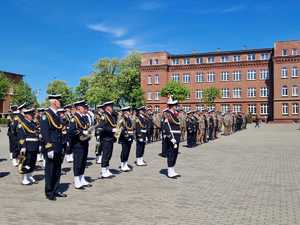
[{"left": 6, "top": 94, "right": 182, "bottom": 201}]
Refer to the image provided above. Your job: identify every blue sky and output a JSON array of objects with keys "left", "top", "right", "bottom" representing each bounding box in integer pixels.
[{"left": 0, "top": 0, "right": 299, "bottom": 102}]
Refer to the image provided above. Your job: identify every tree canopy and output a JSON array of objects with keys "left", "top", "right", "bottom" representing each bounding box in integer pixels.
[
  {"left": 202, "top": 87, "right": 220, "bottom": 106},
  {"left": 46, "top": 80, "right": 75, "bottom": 106},
  {"left": 0, "top": 73, "right": 11, "bottom": 100},
  {"left": 160, "top": 81, "right": 190, "bottom": 101},
  {"left": 12, "top": 80, "right": 38, "bottom": 106}
]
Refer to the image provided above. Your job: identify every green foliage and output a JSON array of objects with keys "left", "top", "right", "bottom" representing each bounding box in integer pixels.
[
  {"left": 75, "top": 76, "right": 90, "bottom": 101},
  {"left": 12, "top": 80, "right": 38, "bottom": 106},
  {"left": 0, "top": 117, "right": 8, "bottom": 124},
  {"left": 160, "top": 80, "right": 190, "bottom": 101},
  {"left": 46, "top": 80, "right": 75, "bottom": 106},
  {"left": 0, "top": 73, "right": 12, "bottom": 100},
  {"left": 202, "top": 87, "right": 220, "bottom": 106}
]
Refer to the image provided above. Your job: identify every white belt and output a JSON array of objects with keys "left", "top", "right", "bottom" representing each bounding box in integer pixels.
[
  {"left": 171, "top": 130, "right": 181, "bottom": 134},
  {"left": 26, "top": 138, "right": 39, "bottom": 142},
  {"left": 128, "top": 131, "right": 134, "bottom": 134},
  {"left": 141, "top": 129, "right": 147, "bottom": 133}
]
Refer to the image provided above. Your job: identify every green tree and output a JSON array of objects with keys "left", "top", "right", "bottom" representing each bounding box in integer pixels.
[
  {"left": 75, "top": 76, "right": 90, "bottom": 101},
  {"left": 46, "top": 80, "right": 74, "bottom": 106},
  {"left": 202, "top": 87, "right": 220, "bottom": 106},
  {"left": 160, "top": 80, "right": 190, "bottom": 101},
  {"left": 12, "top": 80, "right": 38, "bottom": 106},
  {"left": 0, "top": 73, "right": 12, "bottom": 100}
]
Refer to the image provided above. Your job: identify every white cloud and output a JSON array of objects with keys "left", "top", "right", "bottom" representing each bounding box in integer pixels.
[
  {"left": 87, "top": 23, "right": 126, "bottom": 37},
  {"left": 113, "top": 38, "right": 137, "bottom": 49},
  {"left": 222, "top": 4, "right": 246, "bottom": 13},
  {"left": 139, "top": 2, "right": 164, "bottom": 11}
]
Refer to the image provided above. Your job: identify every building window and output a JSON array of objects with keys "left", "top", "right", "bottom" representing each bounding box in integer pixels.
[
  {"left": 282, "top": 49, "right": 288, "bottom": 56},
  {"left": 232, "top": 88, "right": 241, "bottom": 98},
  {"left": 147, "top": 75, "right": 152, "bottom": 84},
  {"left": 247, "top": 70, "right": 256, "bottom": 80},
  {"left": 195, "top": 90, "right": 203, "bottom": 99},
  {"left": 208, "top": 72, "right": 215, "bottom": 82},
  {"left": 233, "top": 55, "right": 241, "bottom": 62},
  {"left": 154, "top": 74, "right": 160, "bottom": 84},
  {"left": 196, "top": 57, "right": 204, "bottom": 64},
  {"left": 248, "top": 53, "right": 256, "bottom": 61},
  {"left": 172, "top": 58, "right": 179, "bottom": 65},
  {"left": 260, "top": 87, "right": 268, "bottom": 97},
  {"left": 292, "top": 103, "right": 299, "bottom": 114},
  {"left": 282, "top": 103, "right": 289, "bottom": 115},
  {"left": 248, "top": 104, "right": 256, "bottom": 114},
  {"left": 147, "top": 92, "right": 152, "bottom": 100},
  {"left": 183, "top": 73, "right": 190, "bottom": 83},
  {"left": 207, "top": 105, "right": 215, "bottom": 111},
  {"left": 221, "top": 56, "right": 229, "bottom": 62},
  {"left": 221, "top": 88, "right": 230, "bottom": 98},
  {"left": 292, "top": 85, "right": 299, "bottom": 96},
  {"left": 221, "top": 104, "right": 230, "bottom": 113},
  {"left": 221, "top": 72, "right": 229, "bottom": 81},
  {"left": 261, "top": 53, "right": 270, "bottom": 60},
  {"left": 184, "top": 58, "right": 190, "bottom": 65},
  {"left": 154, "top": 59, "right": 159, "bottom": 65},
  {"left": 195, "top": 73, "right": 204, "bottom": 83},
  {"left": 233, "top": 104, "right": 241, "bottom": 113},
  {"left": 292, "top": 67, "right": 298, "bottom": 77},
  {"left": 260, "top": 69, "right": 269, "bottom": 80},
  {"left": 233, "top": 71, "right": 241, "bottom": 81},
  {"left": 186, "top": 93, "right": 190, "bottom": 100},
  {"left": 171, "top": 73, "right": 180, "bottom": 82},
  {"left": 260, "top": 104, "right": 268, "bottom": 115},
  {"left": 183, "top": 105, "right": 191, "bottom": 112},
  {"left": 154, "top": 92, "right": 160, "bottom": 100},
  {"left": 149, "top": 59, "right": 153, "bottom": 65},
  {"left": 196, "top": 105, "right": 205, "bottom": 112},
  {"left": 247, "top": 88, "right": 256, "bottom": 98},
  {"left": 208, "top": 56, "right": 215, "bottom": 63},
  {"left": 292, "top": 48, "right": 299, "bottom": 56},
  {"left": 154, "top": 105, "right": 160, "bottom": 112},
  {"left": 281, "top": 85, "right": 288, "bottom": 96},
  {"left": 281, "top": 67, "right": 288, "bottom": 78}
]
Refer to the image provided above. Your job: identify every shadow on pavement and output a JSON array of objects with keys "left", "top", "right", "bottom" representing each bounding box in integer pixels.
[
  {"left": 0, "top": 172, "right": 10, "bottom": 178},
  {"left": 0, "top": 158, "right": 7, "bottom": 163},
  {"left": 159, "top": 169, "right": 168, "bottom": 177},
  {"left": 110, "top": 169, "right": 121, "bottom": 175},
  {"left": 33, "top": 174, "right": 45, "bottom": 181},
  {"left": 58, "top": 182, "right": 70, "bottom": 193},
  {"left": 87, "top": 157, "right": 96, "bottom": 161}
]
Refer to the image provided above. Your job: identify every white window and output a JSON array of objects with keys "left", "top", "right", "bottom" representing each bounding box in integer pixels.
[
  {"left": 292, "top": 48, "right": 299, "bottom": 56},
  {"left": 147, "top": 75, "right": 152, "bottom": 84},
  {"left": 195, "top": 90, "right": 203, "bottom": 99},
  {"left": 292, "top": 67, "right": 298, "bottom": 77},
  {"left": 281, "top": 85, "right": 288, "bottom": 96},
  {"left": 261, "top": 53, "right": 270, "bottom": 60},
  {"left": 208, "top": 72, "right": 215, "bottom": 82},
  {"left": 172, "top": 58, "right": 179, "bottom": 65},
  {"left": 282, "top": 103, "right": 289, "bottom": 115},
  {"left": 282, "top": 49, "right": 288, "bottom": 56},
  {"left": 147, "top": 92, "right": 152, "bottom": 100},
  {"left": 196, "top": 105, "right": 205, "bottom": 112},
  {"left": 183, "top": 73, "right": 190, "bottom": 83},
  {"left": 281, "top": 67, "right": 288, "bottom": 78},
  {"left": 221, "top": 104, "right": 230, "bottom": 113},
  {"left": 233, "top": 55, "right": 241, "bottom": 62},
  {"left": 248, "top": 53, "right": 256, "bottom": 61},
  {"left": 247, "top": 70, "right": 256, "bottom": 80},
  {"left": 260, "top": 69, "right": 269, "bottom": 80},
  {"left": 260, "top": 87, "right": 268, "bottom": 97},
  {"left": 232, "top": 88, "right": 241, "bottom": 98},
  {"left": 221, "top": 56, "right": 229, "bottom": 62},
  {"left": 248, "top": 104, "right": 256, "bottom": 114},
  {"left": 183, "top": 105, "right": 191, "bottom": 112},
  {"left": 195, "top": 73, "right": 204, "bottom": 83},
  {"left": 247, "top": 88, "right": 256, "bottom": 98},
  {"left": 154, "top": 106, "right": 160, "bottom": 112},
  {"left": 184, "top": 58, "right": 190, "bottom": 65},
  {"left": 207, "top": 105, "right": 215, "bottom": 111},
  {"left": 233, "top": 104, "right": 241, "bottom": 113},
  {"left": 208, "top": 56, "right": 215, "bottom": 63},
  {"left": 154, "top": 59, "right": 159, "bottom": 65},
  {"left": 221, "top": 72, "right": 229, "bottom": 81},
  {"left": 171, "top": 73, "right": 180, "bottom": 82},
  {"left": 221, "top": 88, "right": 230, "bottom": 98},
  {"left": 260, "top": 104, "right": 268, "bottom": 115},
  {"left": 292, "top": 85, "right": 299, "bottom": 96},
  {"left": 233, "top": 71, "right": 241, "bottom": 81},
  {"left": 154, "top": 74, "right": 159, "bottom": 84},
  {"left": 154, "top": 92, "right": 160, "bottom": 100},
  {"left": 196, "top": 57, "right": 204, "bottom": 64},
  {"left": 186, "top": 93, "right": 190, "bottom": 100},
  {"left": 292, "top": 103, "right": 299, "bottom": 114}
]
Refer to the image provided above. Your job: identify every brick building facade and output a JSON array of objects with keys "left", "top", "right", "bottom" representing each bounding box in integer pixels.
[{"left": 140, "top": 40, "right": 300, "bottom": 122}]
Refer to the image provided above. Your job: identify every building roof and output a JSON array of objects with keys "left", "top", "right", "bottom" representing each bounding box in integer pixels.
[{"left": 0, "top": 70, "right": 24, "bottom": 77}]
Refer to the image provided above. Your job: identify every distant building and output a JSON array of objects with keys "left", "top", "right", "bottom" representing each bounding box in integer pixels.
[
  {"left": 140, "top": 40, "right": 300, "bottom": 122},
  {"left": 0, "top": 71, "right": 23, "bottom": 113}
]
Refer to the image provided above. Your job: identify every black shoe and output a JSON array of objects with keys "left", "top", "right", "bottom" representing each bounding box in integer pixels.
[
  {"left": 46, "top": 195, "right": 56, "bottom": 201},
  {"left": 158, "top": 153, "right": 166, "bottom": 158},
  {"left": 55, "top": 192, "right": 67, "bottom": 198}
]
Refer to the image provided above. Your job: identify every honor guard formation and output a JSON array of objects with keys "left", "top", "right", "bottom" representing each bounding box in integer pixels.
[{"left": 5, "top": 94, "right": 248, "bottom": 201}]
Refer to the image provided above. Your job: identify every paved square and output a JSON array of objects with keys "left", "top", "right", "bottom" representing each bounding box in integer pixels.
[{"left": 0, "top": 124, "right": 300, "bottom": 225}]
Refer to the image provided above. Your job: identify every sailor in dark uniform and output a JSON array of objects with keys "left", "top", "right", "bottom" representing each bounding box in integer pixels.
[
  {"left": 163, "top": 96, "right": 181, "bottom": 178},
  {"left": 40, "top": 94, "right": 67, "bottom": 200},
  {"left": 135, "top": 106, "right": 148, "bottom": 166},
  {"left": 36, "top": 108, "right": 45, "bottom": 163},
  {"left": 98, "top": 101, "right": 117, "bottom": 178},
  {"left": 186, "top": 111, "right": 194, "bottom": 148},
  {"left": 159, "top": 109, "right": 168, "bottom": 158},
  {"left": 64, "top": 104, "right": 74, "bottom": 163},
  {"left": 69, "top": 100, "right": 92, "bottom": 189},
  {"left": 117, "top": 106, "right": 134, "bottom": 172},
  {"left": 95, "top": 104, "right": 104, "bottom": 164},
  {"left": 7, "top": 105, "right": 18, "bottom": 160},
  {"left": 17, "top": 108, "right": 40, "bottom": 185}
]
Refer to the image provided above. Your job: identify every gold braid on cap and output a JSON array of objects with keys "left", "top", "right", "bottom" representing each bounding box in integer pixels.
[
  {"left": 104, "top": 114, "right": 117, "bottom": 128},
  {"left": 74, "top": 115, "right": 87, "bottom": 129},
  {"left": 45, "top": 111, "right": 63, "bottom": 129}
]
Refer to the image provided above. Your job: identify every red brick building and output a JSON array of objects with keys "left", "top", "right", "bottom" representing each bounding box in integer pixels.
[
  {"left": 0, "top": 71, "right": 23, "bottom": 114},
  {"left": 140, "top": 40, "right": 300, "bottom": 122}
]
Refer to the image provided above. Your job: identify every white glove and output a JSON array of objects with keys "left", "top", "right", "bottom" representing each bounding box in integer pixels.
[
  {"left": 20, "top": 148, "right": 26, "bottom": 155},
  {"left": 112, "top": 128, "right": 116, "bottom": 133},
  {"left": 146, "top": 137, "right": 148, "bottom": 142},
  {"left": 83, "top": 130, "right": 89, "bottom": 135},
  {"left": 47, "top": 151, "right": 54, "bottom": 159},
  {"left": 171, "top": 138, "right": 177, "bottom": 145}
]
